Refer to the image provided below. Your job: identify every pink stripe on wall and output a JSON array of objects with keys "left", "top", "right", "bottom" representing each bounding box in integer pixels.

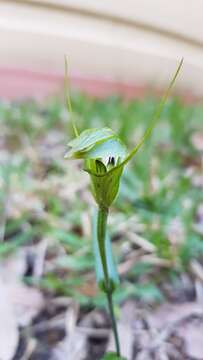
[
  {"left": 0, "top": 68, "right": 63, "bottom": 100},
  {"left": 0, "top": 67, "right": 196, "bottom": 102},
  {"left": 0, "top": 67, "right": 148, "bottom": 100}
]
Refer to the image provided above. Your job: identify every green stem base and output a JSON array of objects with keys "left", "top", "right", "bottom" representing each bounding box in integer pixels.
[
  {"left": 107, "top": 292, "right": 121, "bottom": 356},
  {"left": 97, "top": 207, "right": 121, "bottom": 357}
]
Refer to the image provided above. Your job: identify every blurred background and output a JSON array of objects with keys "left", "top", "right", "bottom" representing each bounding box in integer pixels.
[{"left": 1, "top": 1, "right": 203, "bottom": 359}]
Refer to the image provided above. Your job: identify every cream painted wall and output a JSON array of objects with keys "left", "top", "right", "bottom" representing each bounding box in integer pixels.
[{"left": 0, "top": 0, "right": 203, "bottom": 96}]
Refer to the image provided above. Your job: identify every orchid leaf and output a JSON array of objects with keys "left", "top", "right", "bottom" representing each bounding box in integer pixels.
[{"left": 102, "top": 353, "right": 127, "bottom": 360}]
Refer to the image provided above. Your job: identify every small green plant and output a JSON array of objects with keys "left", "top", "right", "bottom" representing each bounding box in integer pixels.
[{"left": 64, "top": 58, "right": 183, "bottom": 359}]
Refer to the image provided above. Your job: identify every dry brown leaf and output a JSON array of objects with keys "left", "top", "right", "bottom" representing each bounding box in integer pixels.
[
  {"left": 6, "top": 282, "right": 44, "bottom": 327},
  {"left": 180, "top": 322, "right": 203, "bottom": 359},
  {"left": 195, "top": 279, "right": 203, "bottom": 304},
  {"left": 192, "top": 174, "right": 203, "bottom": 188},
  {"left": 150, "top": 302, "right": 203, "bottom": 329},
  {"left": 0, "top": 250, "right": 27, "bottom": 282},
  {"left": 78, "top": 279, "right": 97, "bottom": 297},
  {"left": 53, "top": 304, "right": 87, "bottom": 360},
  {"left": 191, "top": 132, "right": 203, "bottom": 151},
  {"left": 127, "top": 232, "right": 156, "bottom": 252},
  {"left": 194, "top": 203, "right": 203, "bottom": 235},
  {"left": 0, "top": 278, "right": 19, "bottom": 360},
  {"left": 166, "top": 217, "right": 185, "bottom": 246},
  {"left": 52, "top": 331, "right": 87, "bottom": 360},
  {"left": 190, "top": 260, "right": 203, "bottom": 282},
  {"left": 0, "top": 250, "right": 44, "bottom": 327}
]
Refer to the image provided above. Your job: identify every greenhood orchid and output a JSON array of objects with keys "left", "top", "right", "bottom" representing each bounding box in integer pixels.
[
  {"left": 65, "top": 127, "right": 127, "bottom": 209},
  {"left": 65, "top": 59, "right": 183, "bottom": 211},
  {"left": 64, "top": 57, "right": 183, "bottom": 359}
]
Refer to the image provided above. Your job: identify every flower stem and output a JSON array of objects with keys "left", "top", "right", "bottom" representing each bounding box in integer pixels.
[
  {"left": 106, "top": 291, "right": 121, "bottom": 357},
  {"left": 97, "top": 207, "right": 121, "bottom": 357}
]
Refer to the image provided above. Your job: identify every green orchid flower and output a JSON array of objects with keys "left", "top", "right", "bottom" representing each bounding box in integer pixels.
[
  {"left": 65, "top": 59, "right": 183, "bottom": 211},
  {"left": 65, "top": 127, "right": 127, "bottom": 209},
  {"left": 64, "top": 57, "right": 183, "bottom": 358}
]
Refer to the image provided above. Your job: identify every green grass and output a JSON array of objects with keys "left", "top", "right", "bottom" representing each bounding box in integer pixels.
[{"left": 1, "top": 94, "right": 203, "bottom": 306}]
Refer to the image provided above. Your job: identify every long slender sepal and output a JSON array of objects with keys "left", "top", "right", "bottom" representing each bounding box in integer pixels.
[
  {"left": 64, "top": 56, "right": 79, "bottom": 137},
  {"left": 81, "top": 58, "right": 183, "bottom": 180},
  {"left": 120, "top": 58, "right": 183, "bottom": 167},
  {"left": 99, "top": 58, "right": 183, "bottom": 176}
]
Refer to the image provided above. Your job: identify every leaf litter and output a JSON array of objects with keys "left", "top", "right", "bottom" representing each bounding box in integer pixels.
[{"left": 0, "top": 96, "right": 203, "bottom": 359}]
